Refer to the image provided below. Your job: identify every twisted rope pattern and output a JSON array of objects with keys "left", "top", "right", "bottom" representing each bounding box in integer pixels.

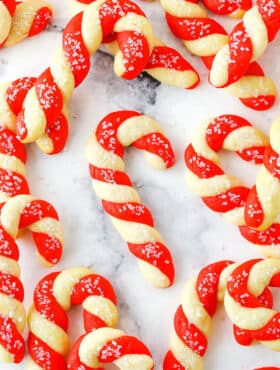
[
  {"left": 209, "top": 0, "right": 280, "bottom": 87},
  {"left": 225, "top": 259, "right": 280, "bottom": 350},
  {"left": 160, "top": 0, "right": 277, "bottom": 111},
  {"left": 86, "top": 110, "right": 175, "bottom": 288},
  {"left": 69, "top": 0, "right": 200, "bottom": 89},
  {"left": 164, "top": 259, "right": 280, "bottom": 369},
  {"left": 15, "top": 0, "right": 189, "bottom": 149},
  {"left": 0, "top": 194, "right": 63, "bottom": 363},
  {"left": 27, "top": 267, "right": 119, "bottom": 369},
  {"left": 185, "top": 114, "right": 280, "bottom": 257},
  {"left": 0, "top": 77, "right": 69, "bottom": 154}
]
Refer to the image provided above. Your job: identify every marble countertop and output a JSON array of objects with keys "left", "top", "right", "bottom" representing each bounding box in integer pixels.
[{"left": 2, "top": 1, "right": 280, "bottom": 369}]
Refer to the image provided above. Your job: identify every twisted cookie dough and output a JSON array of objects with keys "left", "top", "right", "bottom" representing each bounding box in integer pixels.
[
  {"left": 86, "top": 110, "right": 175, "bottom": 288},
  {"left": 164, "top": 259, "right": 280, "bottom": 369},
  {"left": 0, "top": 195, "right": 63, "bottom": 363},
  {"left": 160, "top": 0, "right": 277, "bottom": 111},
  {"left": 28, "top": 267, "right": 154, "bottom": 369}
]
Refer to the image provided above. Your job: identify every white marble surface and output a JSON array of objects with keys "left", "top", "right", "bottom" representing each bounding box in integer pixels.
[{"left": 2, "top": 1, "right": 280, "bottom": 369}]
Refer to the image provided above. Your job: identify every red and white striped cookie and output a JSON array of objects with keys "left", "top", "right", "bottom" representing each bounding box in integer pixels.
[
  {"left": 209, "top": 0, "right": 280, "bottom": 87},
  {"left": 27, "top": 267, "right": 118, "bottom": 369},
  {"left": 14, "top": 0, "right": 200, "bottom": 151},
  {"left": 15, "top": 0, "right": 156, "bottom": 146},
  {"left": 164, "top": 259, "right": 280, "bottom": 369},
  {"left": 160, "top": 0, "right": 277, "bottom": 111},
  {"left": 0, "top": 77, "right": 69, "bottom": 154},
  {"left": 0, "top": 195, "right": 63, "bottom": 363},
  {"left": 163, "top": 261, "right": 235, "bottom": 369},
  {"left": 185, "top": 114, "right": 280, "bottom": 257},
  {"left": 86, "top": 111, "right": 175, "bottom": 288},
  {"left": 69, "top": 0, "right": 200, "bottom": 89},
  {"left": 225, "top": 258, "right": 280, "bottom": 349}
]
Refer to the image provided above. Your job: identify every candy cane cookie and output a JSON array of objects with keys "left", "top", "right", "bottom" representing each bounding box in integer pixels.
[
  {"left": 69, "top": 0, "right": 200, "bottom": 89},
  {"left": 0, "top": 195, "right": 63, "bottom": 363},
  {"left": 86, "top": 111, "right": 175, "bottom": 288},
  {"left": 160, "top": 0, "right": 277, "bottom": 111},
  {"left": 244, "top": 116, "right": 280, "bottom": 231},
  {"left": 209, "top": 0, "right": 280, "bottom": 87},
  {"left": 225, "top": 258, "right": 280, "bottom": 349},
  {"left": 0, "top": 77, "right": 69, "bottom": 154},
  {"left": 68, "top": 327, "right": 154, "bottom": 369},
  {"left": 15, "top": 0, "right": 157, "bottom": 146},
  {"left": 184, "top": 114, "right": 280, "bottom": 257},
  {"left": 27, "top": 267, "right": 153, "bottom": 369},
  {"left": 163, "top": 259, "right": 280, "bottom": 369}
]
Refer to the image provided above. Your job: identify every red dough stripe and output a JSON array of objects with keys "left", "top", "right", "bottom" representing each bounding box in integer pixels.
[
  {"left": 257, "top": 0, "right": 280, "bottom": 42},
  {"left": 34, "top": 272, "right": 68, "bottom": 331},
  {"left": 71, "top": 274, "right": 117, "bottom": 305},
  {"left": 99, "top": 335, "right": 152, "bottom": 362},
  {"left": 83, "top": 311, "right": 107, "bottom": 332},
  {"left": 96, "top": 110, "right": 141, "bottom": 157},
  {"left": 264, "top": 145, "right": 280, "bottom": 180},
  {"left": 90, "top": 166, "right": 132, "bottom": 186},
  {"left": 6, "top": 77, "right": 36, "bottom": 116},
  {"left": 28, "top": 7, "right": 53, "bottom": 37},
  {"left": 166, "top": 14, "right": 227, "bottom": 41},
  {"left": 102, "top": 200, "right": 154, "bottom": 226},
  {"left": 0, "top": 170, "right": 29, "bottom": 198},
  {"left": 227, "top": 23, "right": 253, "bottom": 86},
  {"left": 206, "top": 115, "right": 251, "bottom": 152},
  {"left": 63, "top": 13, "right": 91, "bottom": 87},
  {"left": 185, "top": 144, "right": 224, "bottom": 178},
  {"left": 128, "top": 241, "right": 175, "bottom": 285},
  {"left": 2, "top": 0, "right": 16, "bottom": 16},
  {"left": 0, "top": 127, "right": 26, "bottom": 163},
  {"left": 146, "top": 45, "right": 199, "bottom": 72},
  {"left": 0, "top": 226, "right": 19, "bottom": 259},
  {"left": 244, "top": 186, "right": 264, "bottom": 228},
  {"left": 19, "top": 200, "right": 59, "bottom": 228},
  {"left": 134, "top": 132, "right": 175, "bottom": 168},
  {"left": 0, "top": 272, "right": 24, "bottom": 301},
  {"left": 28, "top": 333, "right": 67, "bottom": 370},
  {"left": 202, "top": 0, "right": 252, "bottom": 15},
  {"left": 35, "top": 68, "right": 63, "bottom": 129},
  {"left": 174, "top": 305, "right": 208, "bottom": 356},
  {"left": 0, "top": 316, "right": 25, "bottom": 363},
  {"left": 32, "top": 233, "right": 63, "bottom": 265},
  {"left": 163, "top": 350, "right": 185, "bottom": 370},
  {"left": 202, "top": 186, "right": 250, "bottom": 212},
  {"left": 196, "top": 260, "right": 233, "bottom": 316},
  {"left": 239, "top": 223, "right": 280, "bottom": 245}
]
